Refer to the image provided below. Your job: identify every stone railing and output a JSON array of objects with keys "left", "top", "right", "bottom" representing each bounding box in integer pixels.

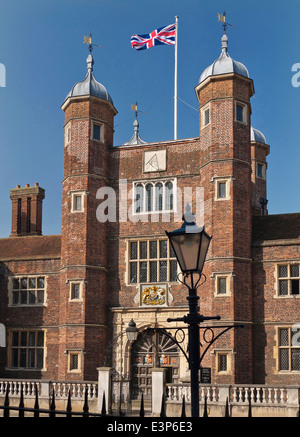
[
  {"left": 165, "top": 382, "right": 300, "bottom": 416},
  {"left": 166, "top": 383, "right": 298, "bottom": 406},
  {"left": 166, "top": 384, "right": 299, "bottom": 405},
  {"left": 51, "top": 381, "right": 98, "bottom": 399},
  {"left": 0, "top": 379, "right": 97, "bottom": 400},
  {"left": 0, "top": 373, "right": 299, "bottom": 417},
  {"left": 0, "top": 379, "right": 43, "bottom": 397},
  {"left": 166, "top": 383, "right": 220, "bottom": 403}
]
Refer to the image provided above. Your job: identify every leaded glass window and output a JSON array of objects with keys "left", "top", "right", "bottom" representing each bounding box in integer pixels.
[
  {"left": 11, "top": 331, "right": 44, "bottom": 369},
  {"left": 133, "top": 179, "right": 176, "bottom": 213},
  {"left": 128, "top": 239, "right": 178, "bottom": 284},
  {"left": 278, "top": 264, "right": 300, "bottom": 296},
  {"left": 11, "top": 276, "right": 46, "bottom": 305},
  {"left": 278, "top": 327, "right": 300, "bottom": 371},
  {"left": 218, "top": 277, "right": 227, "bottom": 294}
]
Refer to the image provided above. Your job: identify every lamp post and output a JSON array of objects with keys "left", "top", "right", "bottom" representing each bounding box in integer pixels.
[
  {"left": 104, "top": 319, "right": 138, "bottom": 414},
  {"left": 165, "top": 206, "right": 212, "bottom": 418}
]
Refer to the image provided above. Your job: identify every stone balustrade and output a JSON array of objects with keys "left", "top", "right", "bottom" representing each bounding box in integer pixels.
[{"left": 0, "top": 374, "right": 299, "bottom": 416}]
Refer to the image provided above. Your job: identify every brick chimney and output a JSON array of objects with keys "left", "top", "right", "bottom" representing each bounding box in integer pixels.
[{"left": 10, "top": 183, "right": 45, "bottom": 236}]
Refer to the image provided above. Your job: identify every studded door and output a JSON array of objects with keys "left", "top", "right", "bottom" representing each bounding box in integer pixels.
[{"left": 131, "top": 330, "right": 179, "bottom": 400}]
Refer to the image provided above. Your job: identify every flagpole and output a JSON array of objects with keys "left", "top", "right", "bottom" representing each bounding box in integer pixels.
[{"left": 174, "top": 16, "right": 178, "bottom": 140}]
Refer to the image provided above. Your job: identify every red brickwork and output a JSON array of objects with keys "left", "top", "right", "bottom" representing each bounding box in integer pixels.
[{"left": 0, "top": 61, "right": 299, "bottom": 389}]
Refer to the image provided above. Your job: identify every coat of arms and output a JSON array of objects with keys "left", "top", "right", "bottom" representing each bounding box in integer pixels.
[{"left": 140, "top": 284, "right": 167, "bottom": 306}]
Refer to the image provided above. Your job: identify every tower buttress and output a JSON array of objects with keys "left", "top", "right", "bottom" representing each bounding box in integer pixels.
[
  {"left": 58, "top": 53, "right": 117, "bottom": 380},
  {"left": 195, "top": 32, "right": 254, "bottom": 383}
]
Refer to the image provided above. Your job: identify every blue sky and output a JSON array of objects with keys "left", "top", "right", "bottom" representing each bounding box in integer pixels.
[{"left": 0, "top": 0, "right": 299, "bottom": 237}]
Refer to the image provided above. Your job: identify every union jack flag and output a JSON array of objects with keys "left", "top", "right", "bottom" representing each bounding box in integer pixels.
[{"left": 131, "top": 23, "right": 176, "bottom": 50}]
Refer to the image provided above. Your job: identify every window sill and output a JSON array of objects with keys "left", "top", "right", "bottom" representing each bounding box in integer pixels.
[
  {"left": 274, "top": 294, "right": 300, "bottom": 299},
  {"left": 214, "top": 293, "right": 231, "bottom": 298},
  {"left": 132, "top": 210, "right": 175, "bottom": 215},
  {"left": 8, "top": 303, "right": 46, "bottom": 308},
  {"left": 6, "top": 367, "right": 45, "bottom": 372},
  {"left": 235, "top": 119, "right": 248, "bottom": 126}
]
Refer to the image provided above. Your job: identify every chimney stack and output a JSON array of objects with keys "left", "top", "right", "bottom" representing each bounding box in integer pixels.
[{"left": 10, "top": 183, "right": 45, "bottom": 237}]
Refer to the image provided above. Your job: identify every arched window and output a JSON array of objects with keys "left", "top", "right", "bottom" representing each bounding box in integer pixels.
[
  {"left": 145, "top": 184, "right": 153, "bottom": 212},
  {"left": 135, "top": 184, "right": 144, "bottom": 213},
  {"left": 133, "top": 179, "right": 175, "bottom": 214},
  {"left": 155, "top": 183, "right": 163, "bottom": 211},
  {"left": 165, "top": 181, "right": 173, "bottom": 211}
]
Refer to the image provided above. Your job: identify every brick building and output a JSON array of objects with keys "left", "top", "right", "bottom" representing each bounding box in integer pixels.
[{"left": 0, "top": 31, "right": 299, "bottom": 400}]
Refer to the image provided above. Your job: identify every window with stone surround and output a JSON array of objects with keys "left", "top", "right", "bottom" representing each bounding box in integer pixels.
[
  {"left": 91, "top": 121, "right": 104, "bottom": 142},
  {"left": 235, "top": 101, "right": 247, "bottom": 124},
  {"left": 68, "top": 351, "right": 82, "bottom": 373},
  {"left": 201, "top": 103, "right": 210, "bottom": 128},
  {"left": 277, "top": 264, "right": 300, "bottom": 296},
  {"left": 278, "top": 327, "right": 300, "bottom": 371},
  {"left": 65, "top": 122, "right": 71, "bottom": 146},
  {"left": 128, "top": 239, "right": 178, "bottom": 284},
  {"left": 256, "top": 162, "right": 266, "bottom": 179},
  {"left": 213, "top": 177, "right": 231, "bottom": 201},
  {"left": 132, "top": 179, "right": 176, "bottom": 214},
  {"left": 215, "top": 350, "right": 231, "bottom": 374},
  {"left": 10, "top": 330, "right": 45, "bottom": 369},
  {"left": 214, "top": 274, "right": 231, "bottom": 296},
  {"left": 9, "top": 276, "right": 46, "bottom": 306},
  {"left": 69, "top": 281, "right": 83, "bottom": 301},
  {"left": 70, "top": 190, "right": 87, "bottom": 213}
]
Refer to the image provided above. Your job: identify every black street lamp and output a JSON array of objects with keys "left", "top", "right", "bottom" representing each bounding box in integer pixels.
[
  {"left": 104, "top": 319, "right": 138, "bottom": 414},
  {"left": 166, "top": 208, "right": 211, "bottom": 276},
  {"left": 166, "top": 207, "right": 212, "bottom": 418},
  {"left": 126, "top": 319, "right": 139, "bottom": 342}
]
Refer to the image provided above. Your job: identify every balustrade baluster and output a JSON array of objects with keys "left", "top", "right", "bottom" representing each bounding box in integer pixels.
[
  {"left": 212, "top": 386, "right": 216, "bottom": 402},
  {"left": 232, "top": 387, "right": 237, "bottom": 402},
  {"left": 261, "top": 387, "right": 266, "bottom": 404},
  {"left": 178, "top": 385, "right": 183, "bottom": 402},
  {"left": 174, "top": 385, "right": 176, "bottom": 401},
  {"left": 280, "top": 389, "right": 284, "bottom": 404},
  {"left": 273, "top": 388, "right": 278, "bottom": 404}
]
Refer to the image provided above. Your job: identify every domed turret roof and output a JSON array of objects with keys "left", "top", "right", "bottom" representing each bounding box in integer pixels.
[
  {"left": 251, "top": 126, "right": 267, "bottom": 144},
  {"left": 199, "top": 33, "right": 249, "bottom": 84},
  {"left": 64, "top": 54, "right": 114, "bottom": 106}
]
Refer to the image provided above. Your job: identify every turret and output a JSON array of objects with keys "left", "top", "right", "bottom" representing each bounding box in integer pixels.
[
  {"left": 58, "top": 53, "right": 117, "bottom": 380},
  {"left": 195, "top": 31, "right": 254, "bottom": 383}
]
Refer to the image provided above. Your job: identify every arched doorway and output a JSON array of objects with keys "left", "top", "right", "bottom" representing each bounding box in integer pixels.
[{"left": 131, "top": 330, "right": 180, "bottom": 400}]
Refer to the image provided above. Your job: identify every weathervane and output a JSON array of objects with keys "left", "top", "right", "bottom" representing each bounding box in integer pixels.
[
  {"left": 131, "top": 102, "right": 145, "bottom": 120},
  {"left": 83, "top": 33, "right": 102, "bottom": 53},
  {"left": 217, "top": 11, "right": 236, "bottom": 33}
]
